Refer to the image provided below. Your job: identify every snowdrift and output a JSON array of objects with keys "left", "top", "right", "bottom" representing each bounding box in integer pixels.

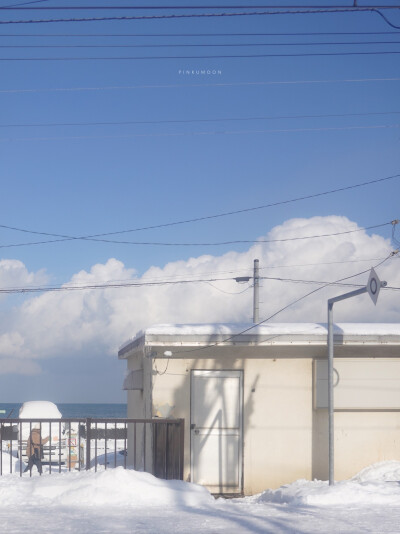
[
  {"left": 249, "top": 461, "right": 400, "bottom": 506},
  {"left": 1, "top": 459, "right": 400, "bottom": 510},
  {"left": 0, "top": 464, "right": 213, "bottom": 508}
]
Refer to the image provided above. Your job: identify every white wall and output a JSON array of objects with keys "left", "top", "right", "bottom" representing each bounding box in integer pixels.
[{"left": 150, "top": 355, "right": 313, "bottom": 493}]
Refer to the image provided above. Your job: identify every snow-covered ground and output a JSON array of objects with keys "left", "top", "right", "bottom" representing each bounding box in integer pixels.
[{"left": 0, "top": 457, "right": 400, "bottom": 533}]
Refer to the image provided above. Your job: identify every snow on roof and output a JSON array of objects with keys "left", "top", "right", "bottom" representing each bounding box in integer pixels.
[
  {"left": 118, "top": 322, "right": 400, "bottom": 356},
  {"left": 144, "top": 322, "right": 400, "bottom": 337}
]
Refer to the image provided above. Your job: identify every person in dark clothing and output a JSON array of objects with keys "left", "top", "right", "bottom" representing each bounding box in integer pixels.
[{"left": 23, "top": 427, "right": 49, "bottom": 475}]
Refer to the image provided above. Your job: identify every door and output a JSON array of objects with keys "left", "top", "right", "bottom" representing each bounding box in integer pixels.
[{"left": 190, "top": 370, "right": 243, "bottom": 494}]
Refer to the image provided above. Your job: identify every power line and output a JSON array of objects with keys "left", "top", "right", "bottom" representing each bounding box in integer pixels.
[
  {"left": 0, "top": 174, "right": 400, "bottom": 246},
  {"left": 20, "top": 256, "right": 392, "bottom": 289},
  {"left": 2, "top": 111, "right": 399, "bottom": 129},
  {"left": 0, "top": 7, "right": 399, "bottom": 26},
  {"left": 1, "top": 123, "right": 399, "bottom": 142},
  {"left": 0, "top": 276, "right": 236, "bottom": 294},
  {"left": 0, "top": 0, "right": 48, "bottom": 7},
  {"left": 1, "top": 259, "right": 399, "bottom": 296},
  {"left": 1, "top": 5, "right": 400, "bottom": 10},
  {"left": 260, "top": 257, "right": 391, "bottom": 269},
  {"left": 0, "top": 221, "right": 392, "bottom": 249},
  {"left": 1, "top": 31, "right": 399, "bottom": 37},
  {"left": 260, "top": 275, "right": 400, "bottom": 288},
  {"left": 1, "top": 77, "right": 398, "bottom": 94},
  {"left": 0, "top": 174, "right": 398, "bottom": 242},
  {"left": 3, "top": 40, "right": 400, "bottom": 48},
  {"left": 2, "top": 51, "right": 400, "bottom": 60},
  {"left": 171, "top": 255, "right": 397, "bottom": 354},
  {"left": 62, "top": 256, "right": 390, "bottom": 288}
]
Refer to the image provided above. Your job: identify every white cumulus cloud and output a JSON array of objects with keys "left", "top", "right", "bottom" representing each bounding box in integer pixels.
[{"left": 0, "top": 215, "right": 398, "bottom": 375}]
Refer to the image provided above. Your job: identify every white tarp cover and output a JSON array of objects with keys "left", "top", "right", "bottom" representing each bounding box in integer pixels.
[{"left": 19, "top": 401, "right": 62, "bottom": 419}]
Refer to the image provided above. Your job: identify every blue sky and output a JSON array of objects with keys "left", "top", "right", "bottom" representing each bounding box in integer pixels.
[{"left": 0, "top": 2, "right": 399, "bottom": 403}]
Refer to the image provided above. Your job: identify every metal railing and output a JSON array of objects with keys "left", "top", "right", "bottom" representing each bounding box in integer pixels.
[{"left": 0, "top": 418, "right": 184, "bottom": 479}]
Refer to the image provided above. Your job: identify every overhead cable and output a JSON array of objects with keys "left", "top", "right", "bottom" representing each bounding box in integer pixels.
[
  {"left": 0, "top": 7, "right": 399, "bottom": 26},
  {"left": 1, "top": 77, "right": 399, "bottom": 94},
  {"left": 0, "top": 175, "right": 398, "bottom": 241},
  {"left": 174, "top": 254, "right": 397, "bottom": 354},
  {"left": 2, "top": 110, "right": 400, "bottom": 129},
  {"left": 2, "top": 51, "right": 400, "bottom": 60},
  {"left": 1, "top": 259, "right": 399, "bottom": 295},
  {"left": 1, "top": 31, "right": 399, "bottom": 37},
  {"left": 3, "top": 40, "right": 400, "bottom": 48},
  {"left": 2, "top": 123, "right": 399, "bottom": 141},
  {"left": 0, "top": 221, "right": 393, "bottom": 249},
  {"left": 1, "top": 0, "right": 49, "bottom": 7},
  {"left": 1, "top": 5, "right": 399, "bottom": 10},
  {"left": 0, "top": 174, "right": 400, "bottom": 241}
]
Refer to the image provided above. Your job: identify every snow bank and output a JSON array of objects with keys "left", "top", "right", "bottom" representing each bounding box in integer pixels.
[
  {"left": 249, "top": 462, "right": 400, "bottom": 507},
  {"left": 0, "top": 466, "right": 213, "bottom": 508},
  {"left": 352, "top": 461, "right": 400, "bottom": 483},
  {"left": 1, "top": 452, "right": 25, "bottom": 475},
  {"left": 1, "top": 460, "right": 400, "bottom": 513}
]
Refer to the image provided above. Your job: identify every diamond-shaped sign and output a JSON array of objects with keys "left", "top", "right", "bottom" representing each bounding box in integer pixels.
[{"left": 367, "top": 267, "right": 381, "bottom": 305}]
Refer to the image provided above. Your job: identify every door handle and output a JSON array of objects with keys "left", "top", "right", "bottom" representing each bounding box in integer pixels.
[{"left": 190, "top": 423, "right": 196, "bottom": 430}]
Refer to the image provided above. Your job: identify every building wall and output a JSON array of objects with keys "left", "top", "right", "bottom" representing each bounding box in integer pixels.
[
  {"left": 335, "top": 411, "right": 400, "bottom": 479},
  {"left": 127, "top": 349, "right": 400, "bottom": 494},
  {"left": 150, "top": 355, "right": 313, "bottom": 493},
  {"left": 313, "top": 358, "right": 400, "bottom": 481},
  {"left": 126, "top": 349, "right": 153, "bottom": 470},
  {"left": 243, "top": 358, "right": 313, "bottom": 493}
]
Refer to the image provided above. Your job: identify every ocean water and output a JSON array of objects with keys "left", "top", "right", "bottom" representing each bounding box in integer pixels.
[{"left": 0, "top": 403, "right": 127, "bottom": 419}]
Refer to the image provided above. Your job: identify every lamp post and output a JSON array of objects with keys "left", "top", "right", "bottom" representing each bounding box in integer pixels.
[
  {"left": 235, "top": 259, "right": 260, "bottom": 324},
  {"left": 327, "top": 268, "right": 386, "bottom": 486}
]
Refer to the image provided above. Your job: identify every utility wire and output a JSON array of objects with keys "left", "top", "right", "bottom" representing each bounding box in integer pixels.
[
  {"left": 203, "top": 280, "right": 252, "bottom": 295},
  {"left": 10, "top": 256, "right": 391, "bottom": 291},
  {"left": 1, "top": 5, "right": 399, "bottom": 10},
  {"left": 0, "top": 222, "right": 393, "bottom": 249},
  {"left": 174, "top": 254, "right": 397, "bottom": 355},
  {"left": 1, "top": 257, "right": 399, "bottom": 295},
  {"left": 0, "top": 174, "right": 398, "bottom": 242},
  {"left": 0, "top": 276, "right": 237, "bottom": 294},
  {"left": 260, "top": 275, "right": 400, "bottom": 289},
  {"left": 2, "top": 110, "right": 399, "bottom": 129},
  {"left": 2, "top": 51, "right": 400, "bottom": 60},
  {"left": 2, "top": 123, "right": 399, "bottom": 141},
  {"left": 1, "top": 31, "right": 399, "bottom": 37},
  {"left": 54, "top": 256, "right": 391, "bottom": 288},
  {"left": 0, "top": 7, "right": 399, "bottom": 26},
  {"left": 1, "top": 77, "right": 398, "bottom": 94},
  {"left": 1, "top": 0, "right": 48, "bottom": 7},
  {"left": 373, "top": 8, "right": 400, "bottom": 29},
  {"left": 3, "top": 40, "right": 400, "bottom": 48}
]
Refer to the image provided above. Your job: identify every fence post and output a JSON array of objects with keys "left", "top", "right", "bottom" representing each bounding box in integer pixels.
[
  {"left": 179, "top": 419, "right": 185, "bottom": 481},
  {"left": 86, "top": 418, "right": 91, "bottom": 470}
]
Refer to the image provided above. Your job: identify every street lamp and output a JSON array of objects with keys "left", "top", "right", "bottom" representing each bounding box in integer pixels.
[
  {"left": 327, "top": 267, "right": 387, "bottom": 486},
  {"left": 235, "top": 259, "right": 260, "bottom": 323}
]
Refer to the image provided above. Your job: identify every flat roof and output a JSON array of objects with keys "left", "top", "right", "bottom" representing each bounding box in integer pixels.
[{"left": 118, "top": 322, "right": 400, "bottom": 358}]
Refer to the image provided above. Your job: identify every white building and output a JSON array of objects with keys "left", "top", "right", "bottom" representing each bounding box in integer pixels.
[{"left": 118, "top": 323, "right": 400, "bottom": 495}]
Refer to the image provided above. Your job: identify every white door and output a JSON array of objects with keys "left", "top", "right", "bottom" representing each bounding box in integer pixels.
[{"left": 191, "top": 370, "right": 243, "bottom": 494}]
